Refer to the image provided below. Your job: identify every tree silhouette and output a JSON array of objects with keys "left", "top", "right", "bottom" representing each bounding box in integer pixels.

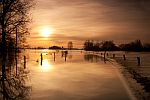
[
  {"left": 0, "top": 1, "right": 33, "bottom": 99},
  {"left": 0, "top": 0, "right": 34, "bottom": 49},
  {"left": 84, "top": 40, "right": 94, "bottom": 51},
  {"left": 101, "top": 41, "right": 115, "bottom": 51},
  {"left": 119, "top": 40, "right": 143, "bottom": 51},
  {"left": 84, "top": 40, "right": 118, "bottom": 51},
  {"left": 68, "top": 41, "right": 73, "bottom": 50},
  {"left": 143, "top": 43, "right": 150, "bottom": 51}
]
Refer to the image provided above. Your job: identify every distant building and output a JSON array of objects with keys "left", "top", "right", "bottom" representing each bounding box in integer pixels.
[{"left": 68, "top": 41, "right": 73, "bottom": 50}]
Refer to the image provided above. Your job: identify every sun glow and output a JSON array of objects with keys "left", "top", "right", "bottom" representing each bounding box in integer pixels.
[
  {"left": 41, "top": 59, "right": 53, "bottom": 72},
  {"left": 39, "top": 27, "right": 54, "bottom": 37}
]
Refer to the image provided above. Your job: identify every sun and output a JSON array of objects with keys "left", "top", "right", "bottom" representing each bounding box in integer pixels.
[{"left": 39, "top": 27, "right": 54, "bottom": 37}]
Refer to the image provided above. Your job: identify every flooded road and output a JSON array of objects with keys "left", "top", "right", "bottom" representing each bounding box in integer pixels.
[
  {"left": 24, "top": 50, "right": 135, "bottom": 100},
  {"left": 0, "top": 50, "right": 137, "bottom": 100}
]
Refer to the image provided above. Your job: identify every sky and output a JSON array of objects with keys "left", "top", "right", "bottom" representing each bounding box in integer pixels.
[{"left": 28, "top": 0, "right": 150, "bottom": 48}]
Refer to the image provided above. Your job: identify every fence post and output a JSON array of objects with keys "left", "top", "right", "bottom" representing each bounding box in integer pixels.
[
  {"left": 41, "top": 53, "right": 43, "bottom": 65},
  {"left": 64, "top": 51, "right": 68, "bottom": 61},
  {"left": 137, "top": 57, "right": 141, "bottom": 66},
  {"left": 24, "top": 56, "right": 26, "bottom": 69},
  {"left": 65, "top": 54, "right": 67, "bottom": 61},
  {"left": 104, "top": 51, "right": 106, "bottom": 61},
  {"left": 54, "top": 52, "right": 55, "bottom": 61},
  {"left": 123, "top": 55, "right": 126, "bottom": 60},
  {"left": 61, "top": 51, "right": 64, "bottom": 57}
]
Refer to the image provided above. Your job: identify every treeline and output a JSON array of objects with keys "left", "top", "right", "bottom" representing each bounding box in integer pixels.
[{"left": 84, "top": 40, "right": 150, "bottom": 52}]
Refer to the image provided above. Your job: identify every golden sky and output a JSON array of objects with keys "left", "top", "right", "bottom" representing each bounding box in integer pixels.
[{"left": 28, "top": 0, "right": 150, "bottom": 48}]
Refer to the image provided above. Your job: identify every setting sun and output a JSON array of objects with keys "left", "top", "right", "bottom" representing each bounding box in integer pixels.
[{"left": 39, "top": 27, "right": 54, "bottom": 37}]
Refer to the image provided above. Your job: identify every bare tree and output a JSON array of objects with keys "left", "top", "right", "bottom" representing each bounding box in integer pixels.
[
  {"left": 68, "top": 41, "right": 73, "bottom": 50},
  {"left": 0, "top": 0, "right": 34, "bottom": 99},
  {"left": 0, "top": 0, "right": 34, "bottom": 49}
]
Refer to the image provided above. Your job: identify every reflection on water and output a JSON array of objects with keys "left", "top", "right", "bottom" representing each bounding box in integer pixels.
[
  {"left": 0, "top": 50, "right": 31, "bottom": 100},
  {"left": 84, "top": 53, "right": 106, "bottom": 63},
  {"left": 40, "top": 59, "right": 53, "bottom": 72},
  {"left": 1, "top": 50, "right": 135, "bottom": 100}
]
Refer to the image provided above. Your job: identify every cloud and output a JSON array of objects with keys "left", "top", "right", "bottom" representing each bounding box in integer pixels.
[{"left": 31, "top": 0, "right": 150, "bottom": 44}]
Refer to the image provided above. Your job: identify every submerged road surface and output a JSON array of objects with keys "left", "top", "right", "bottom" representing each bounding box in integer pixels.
[{"left": 26, "top": 50, "right": 136, "bottom": 100}]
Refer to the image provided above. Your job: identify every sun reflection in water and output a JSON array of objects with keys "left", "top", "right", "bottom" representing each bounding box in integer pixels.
[{"left": 40, "top": 59, "right": 53, "bottom": 72}]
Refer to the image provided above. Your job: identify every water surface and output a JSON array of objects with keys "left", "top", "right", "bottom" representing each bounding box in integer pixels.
[
  {"left": 26, "top": 50, "right": 134, "bottom": 100},
  {"left": 0, "top": 50, "right": 135, "bottom": 100}
]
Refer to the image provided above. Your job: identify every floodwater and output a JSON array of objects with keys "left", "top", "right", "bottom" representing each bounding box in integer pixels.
[{"left": 0, "top": 50, "right": 136, "bottom": 100}]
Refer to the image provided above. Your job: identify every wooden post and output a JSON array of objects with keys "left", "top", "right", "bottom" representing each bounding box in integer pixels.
[
  {"left": 104, "top": 51, "right": 106, "bottom": 61},
  {"left": 24, "top": 56, "right": 26, "bottom": 69},
  {"left": 137, "top": 57, "right": 141, "bottom": 66},
  {"left": 64, "top": 51, "right": 68, "bottom": 61},
  {"left": 113, "top": 54, "right": 115, "bottom": 58},
  {"left": 61, "top": 51, "right": 64, "bottom": 57},
  {"left": 41, "top": 53, "right": 43, "bottom": 65},
  {"left": 65, "top": 54, "right": 67, "bottom": 61},
  {"left": 54, "top": 52, "right": 55, "bottom": 61},
  {"left": 123, "top": 55, "right": 126, "bottom": 60}
]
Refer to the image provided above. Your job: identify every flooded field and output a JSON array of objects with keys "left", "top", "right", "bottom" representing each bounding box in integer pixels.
[
  {"left": 106, "top": 51, "right": 150, "bottom": 100},
  {"left": 0, "top": 50, "right": 144, "bottom": 100}
]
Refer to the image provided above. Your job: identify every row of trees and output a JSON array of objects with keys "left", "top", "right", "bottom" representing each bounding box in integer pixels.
[
  {"left": 84, "top": 40, "right": 150, "bottom": 52},
  {"left": 84, "top": 40, "right": 119, "bottom": 51}
]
